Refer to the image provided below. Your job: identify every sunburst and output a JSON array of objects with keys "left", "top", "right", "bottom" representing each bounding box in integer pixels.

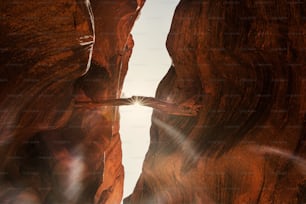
[{"left": 128, "top": 96, "right": 146, "bottom": 106}]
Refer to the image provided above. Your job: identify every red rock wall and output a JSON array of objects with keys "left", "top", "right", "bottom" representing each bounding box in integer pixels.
[
  {"left": 125, "top": 0, "right": 306, "bottom": 203},
  {"left": 0, "top": 0, "right": 144, "bottom": 203}
]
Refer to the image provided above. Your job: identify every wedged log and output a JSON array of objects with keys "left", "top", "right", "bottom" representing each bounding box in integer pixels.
[
  {"left": 75, "top": 95, "right": 201, "bottom": 116},
  {"left": 125, "top": 1, "right": 306, "bottom": 203}
]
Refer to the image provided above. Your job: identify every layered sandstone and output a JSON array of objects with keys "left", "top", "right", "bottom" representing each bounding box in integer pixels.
[
  {"left": 125, "top": 0, "right": 306, "bottom": 203},
  {"left": 0, "top": 0, "right": 144, "bottom": 203},
  {"left": 1, "top": 0, "right": 305, "bottom": 203}
]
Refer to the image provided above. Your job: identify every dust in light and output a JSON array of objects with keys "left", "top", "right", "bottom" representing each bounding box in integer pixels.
[{"left": 120, "top": 0, "right": 180, "bottom": 201}]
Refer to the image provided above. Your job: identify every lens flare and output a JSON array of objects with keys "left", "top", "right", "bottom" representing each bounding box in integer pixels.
[
  {"left": 152, "top": 118, "right": 198, "bottom": 160},
  {"left": 250, "top": 145, "right": 306, "bottom": 174}
]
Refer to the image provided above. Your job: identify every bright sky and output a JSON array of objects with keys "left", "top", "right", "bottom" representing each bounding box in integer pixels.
[{"left": 120, "top": 0, "right": 180, "bottom": 200}]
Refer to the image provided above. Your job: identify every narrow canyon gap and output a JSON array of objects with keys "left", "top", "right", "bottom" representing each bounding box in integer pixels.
[
  {"left": 0, "top": 0, "right": 305, "bottom": 204},
  {"left": 120, "top": 0, "right": 180, "bottom": 199}
]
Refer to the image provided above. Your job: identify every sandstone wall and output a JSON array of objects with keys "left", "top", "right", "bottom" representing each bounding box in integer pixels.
[
  {"left": 0, "top": 0, "right": 144, "bottom": 203},
  {"left": 125, "top": 1, "right": 306, "bottom": 203}
]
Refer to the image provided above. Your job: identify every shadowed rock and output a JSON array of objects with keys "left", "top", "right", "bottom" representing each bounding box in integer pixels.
[
  {"left": 0, "top": 0, "right": 144, "bottom": 203},
  {"left": 125, "top": 0, "right": 306, "bottom": 203}
]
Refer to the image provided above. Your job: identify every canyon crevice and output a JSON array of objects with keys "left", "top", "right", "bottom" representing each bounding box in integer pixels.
[{"left": 0, "top": 0, "right": 305, "bottom": 204}]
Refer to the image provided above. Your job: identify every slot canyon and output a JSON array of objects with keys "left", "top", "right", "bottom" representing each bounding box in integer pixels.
[{"left": 0, "top": 0, "right": 305, "bottom": 203}]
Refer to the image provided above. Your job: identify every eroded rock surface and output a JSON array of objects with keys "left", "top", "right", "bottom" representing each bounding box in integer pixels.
[
  {"left": 125, "top": 1, "right": 306, "bottom": 203},
  {"left": 0, "top": 0, "right": 144, "bottom": 203}
]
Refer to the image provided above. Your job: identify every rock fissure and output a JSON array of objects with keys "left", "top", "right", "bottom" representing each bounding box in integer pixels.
[{"left": 0, "top": 0, "right": 305, "bottom": 203}]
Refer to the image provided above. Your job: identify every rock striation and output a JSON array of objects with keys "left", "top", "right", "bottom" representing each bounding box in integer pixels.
[
  {"left": 125, "top": 0, "right": 306, "bottom": 203},
  {"left": 1, "top": 0, "right": 305, "bottom": 203},
  {"left": 0, "top": 0, "right": 144, "bottom": 203}
]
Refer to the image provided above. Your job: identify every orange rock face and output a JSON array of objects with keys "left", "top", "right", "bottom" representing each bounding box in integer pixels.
[
  {"left": 125, "top": 0, "right": 306, "bottom": 203},
  {"left": 0, "top": 0, "right": 144, "bottom": 203},
  {"left": 1, "top": 0, "right": 305, "bottom": 203}
]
